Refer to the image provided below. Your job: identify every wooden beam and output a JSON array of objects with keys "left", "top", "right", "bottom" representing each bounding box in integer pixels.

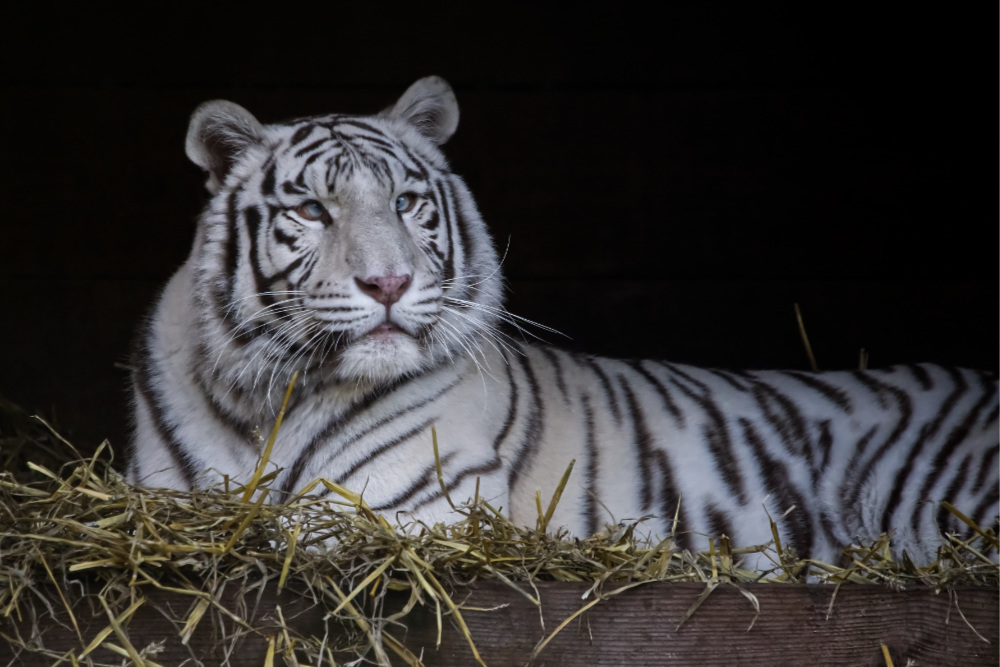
[{"left": 1, "top": 582, "right": 996, "bottom": 666}]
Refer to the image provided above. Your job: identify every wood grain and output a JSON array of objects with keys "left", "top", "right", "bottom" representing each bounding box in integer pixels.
[{"left": 1, "top": 582, "right": 995, "bottom": 666}]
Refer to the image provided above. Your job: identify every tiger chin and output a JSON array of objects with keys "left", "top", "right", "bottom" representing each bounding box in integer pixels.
[{"left": 128, "top": 76, "right": 998, "bottom": 569}]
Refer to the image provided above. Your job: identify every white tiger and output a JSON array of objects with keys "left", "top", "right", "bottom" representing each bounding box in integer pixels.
[{"left": 128, "top": 76, "right": 999, "bottom": 566}]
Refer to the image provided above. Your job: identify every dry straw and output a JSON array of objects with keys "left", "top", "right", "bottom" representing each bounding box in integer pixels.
[{"left": 0, "top": 392, "right": 996, "bottom": 665}]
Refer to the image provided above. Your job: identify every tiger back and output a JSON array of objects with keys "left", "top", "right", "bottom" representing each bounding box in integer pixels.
[{"left": 128, "top": 77, "right": 999, "bottom": 566}]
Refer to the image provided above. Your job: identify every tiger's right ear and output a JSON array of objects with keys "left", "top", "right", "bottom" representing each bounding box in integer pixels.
[
  {"left": 383, "top": 76, "right": 460, "bottom": 145},
  {"left": 185, "top": 100, "right": 266, "bottom": 194}
]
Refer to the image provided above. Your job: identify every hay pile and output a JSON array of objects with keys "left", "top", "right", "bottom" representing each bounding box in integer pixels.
[{"left": 0, "top": 396, "right": 997, "bottom": 666}]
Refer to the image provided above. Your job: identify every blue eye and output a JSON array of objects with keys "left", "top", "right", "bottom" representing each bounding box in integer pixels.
[
  {"left": 294, "top": 201, "right": 326, "bottom": 221},
  {"left": 395, "top": 194, "right": 416, "bottom": 213}
]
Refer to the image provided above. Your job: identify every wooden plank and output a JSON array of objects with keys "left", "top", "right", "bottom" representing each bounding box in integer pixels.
[{"left": 1, "top": 582, "right": 995, "bottom": 666}]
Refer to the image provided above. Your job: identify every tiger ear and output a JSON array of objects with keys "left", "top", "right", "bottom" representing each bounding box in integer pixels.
[
  {"left": 185, "top": 100, "right": 266, "bottom": 194},
  {"left": 384, "top": 76, "right": 459, "bottom": 145}
]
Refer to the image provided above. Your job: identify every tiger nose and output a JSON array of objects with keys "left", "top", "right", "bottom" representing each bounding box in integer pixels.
[{"left": 355, "top": 274, "right": 412, "bottom": 306}]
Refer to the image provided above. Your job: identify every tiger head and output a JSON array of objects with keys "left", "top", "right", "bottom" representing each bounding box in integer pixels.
[{"left": 184, "top": 77, "right": 504, "bottom": 395}]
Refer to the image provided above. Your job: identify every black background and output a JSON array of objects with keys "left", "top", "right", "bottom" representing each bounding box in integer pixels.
[{"left": 1, "top": 5, "right": 996, "bottom": 456}]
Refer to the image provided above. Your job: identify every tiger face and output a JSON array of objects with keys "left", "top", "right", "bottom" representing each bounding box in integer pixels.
[{"left": 185, "top": 78, "right": 503, "bottom": 393}]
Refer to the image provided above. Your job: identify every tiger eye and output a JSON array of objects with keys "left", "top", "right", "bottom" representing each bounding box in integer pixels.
[
  {"left": 395, "top": 194, "right": 416, "bottom": 214},
  {"left": 295, "top": 201, "right": 327, "bottom": 221}
]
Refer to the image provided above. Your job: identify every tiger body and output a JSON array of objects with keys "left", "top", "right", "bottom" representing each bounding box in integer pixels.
[{"left": 129, "top": 77, "right": 999, "bottom": 565}]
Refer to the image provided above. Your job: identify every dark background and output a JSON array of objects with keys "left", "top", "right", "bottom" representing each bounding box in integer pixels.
[{"left": 1, "top": 5, "right": 996, "bottom": 456}]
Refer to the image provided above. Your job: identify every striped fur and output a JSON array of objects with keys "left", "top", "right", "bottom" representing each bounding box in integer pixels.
[{"left": 128, "top": 77, "right": 999, "bottom": 566}]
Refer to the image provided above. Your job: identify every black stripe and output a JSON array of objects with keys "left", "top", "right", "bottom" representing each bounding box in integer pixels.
[
  {"left": 906, "top": 363, "right": 934, "bottom": 391},
  {"left": 739, "top": 418, "right": 814, "bottom": 559},
  {"left": 270, "top": 253, "right": 305, "bottom": 283},
  {"left": 909, "top": 369, "right": 998, "bottom": 536},
  {"left": 131, "top": 337, "right": 199, "bottom": 489},
  {"left": 783, "top": 370, "right": 854, "bottom": 413},
  {"left": 443, "top": 182, "right": 464, "bottom": 280},
  {"left": 282, "top": 180, "right": 307, "bottom": 195},
  {"left": 261, "top": 160, "right": 276, "bottom": 196},
  {"left": 844, "top": 372, "right": 914, "bottom": 515},
  {"left": 294, "top": 138, "right": 329, "bottom": 158},
  {"left": 935, "top": 454, "right": 974, "bottom": 536},
  {"left": 243, "top": 205, "right": 274, "bottom": 305},
  {"left": 323, "top": 378, "right": 462, "bottom": 478},
  {"left": 814, "top": 419, "right": 834, "bottom": 484},
  {"left": 274, "top": 226, "right": 297, "bottom": 249},
  {"left": 707, "top": 505, "right": 734, "bottom": 541},
  {"left": 750, "top": 379, "right": 813, "bottom": 459},
  {"left": 353, "top": 146, "right": 401, "bottom": 176},
  {"left": 451, "top": 181, "right": 475, "bottom": 283},
  {"left": 538, "top": 346, "right": 570, "bottom": 403},
  {"left": 706, "top": 369, "right": 749, "bottom": 391},
  {"left": 654, "top": 449, "right": 687, "bottom": 551},
  {"left": 819, "top": 513, "right": 842, "bottom": 557},
  {"left": 881, "top": 366, "right": 966, "bottom": 532},
  {"left": 333, "top": 118, "right": 389, "bottom": 136},
  {"left": 582, "top": 394, "right": 599, "bottom": 535},
  {"left": 326, "top": 153, "right": 348, "bottom": 191},
  {"left": 983, "top": 401, "right": 999, "bottom": 433},
  {"left": 290, "top": 124, "right": 316, "bottom": 146},
  {"left": 279, "top": 375, "right": 418, "bottom": 495},
  {"left": 506, "top": 347, "right": 545, "bottom": 490},
  {"left": 971, "top": 444, "right": 999, "bottom": 495},
  {"left": 376, "top": 454, "right": 455, "bottom": 512},
  {"left": 343, "top": 130, "right": 397, "bottom": 153},
  {"left": 216, "top": 192, "right": 254, "bottom": 346},
  {"left": 400, "top": 144, "right": 432, "bottom": 180},
  {"left": 853, "top": 370, "right": 892, "bottom": 409},
  {"left": 336, "top": 419, "right": 435, "bottom": 486},
  {"left": 621, "top": 382, "right": 656, "bottom": 512},
  {"left": 970, "top": 491, "right": 1000, "bottom": 533},
  {"left": 580, "top": 356, "right": 621, "bottom": 425},
  {"left": 421, "top": 210, "right": 441, "bottom": 232},
  {"left": 838, "top": 425, "right": 879, "bottom": 525},
  {"left": 192, "top": 375, "right": 255, "bottom": 447},
  {"left": 434, "top": 180, "right": 456, "bottom": 285},
  {"left": 320, "top": 452, "right": 455, "bottom": 512},
  {"left": 410, "top": 455, "right": 505, "bottom": 513},
  {"left": 423, "top": 226, "right": 446, "bottom": 269},
  {"left": 914, "top": 367, "right": 966, "bottom": 440},
  {"left": 625, "top": 360, "right": 685, "bottom": 428},
  {"left": 303, "top": 149, "right": 325, "bottom": 169},
  {"left": 355, "top": 151, "right": 393, "bottom": 185},
  {"left": 490, "top": 351, "right": 519, "bottom": 453},
  {"left": 663, "top": 365, "right": 749, "bottom": 506},
  {"left": 224, "top": 192, "right": 240, "bottom": 295}
]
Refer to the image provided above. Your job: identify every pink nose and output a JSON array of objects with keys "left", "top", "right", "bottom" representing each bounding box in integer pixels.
[{"left": 355, "top": 274, "right": 412, "bottom": 306}]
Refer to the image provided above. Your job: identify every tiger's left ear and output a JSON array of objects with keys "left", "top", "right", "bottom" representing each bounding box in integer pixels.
[
  {"left": 383, "top": 76, "right": 459, "bottom": 145},
  {"left": 185, "top": 100, "right": 266, "bottom": 194}
]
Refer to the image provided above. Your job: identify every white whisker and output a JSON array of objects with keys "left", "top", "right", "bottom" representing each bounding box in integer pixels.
[
  {"left": 442, "top": 305, "right": 519, "bottom": 361},
  {"left": 445, "top": 297, "right": 565, "bottom": 342},
  {"left": 266, "top": 321, "right": 329, "bottom": 408},
  {"left": 433, "top": 318, "right": 495, "bottom": 392}
]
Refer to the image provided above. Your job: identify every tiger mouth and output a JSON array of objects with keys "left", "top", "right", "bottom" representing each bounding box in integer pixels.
[
  {"left": 363, "top": 321, "right": 413, "bottom": 342},
  {"left": 370, "top": 322, "right": 403, "bottom": 335}
]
